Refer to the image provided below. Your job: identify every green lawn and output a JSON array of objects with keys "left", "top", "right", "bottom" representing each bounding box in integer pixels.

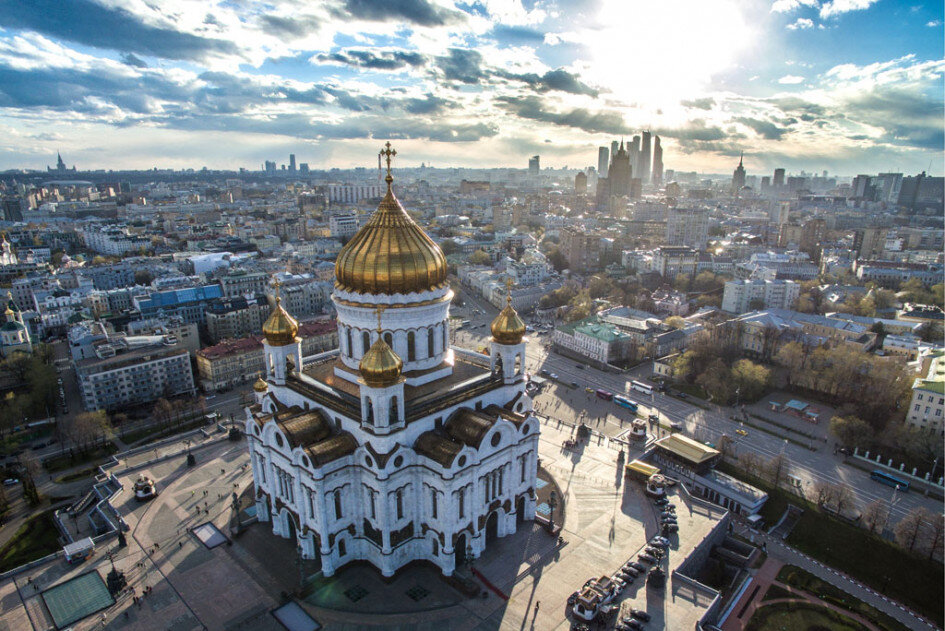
[
  {"left": 761, "top": 583, "right": 795, "bottom": 601},
  {"left": 746, "top": 602, "right": 870, "bottom": 631},
  {"left": 0, "top": 510, "right": 62, "bottom": 572},
  {"left": 718, "top": 461, "right": 945, "bottom": 627},
  {"left": 43, "top": 443, "right": 117, "bottom": 472},
  {"left": 55, "top": 466, "right": 99, "bottom": 483}
]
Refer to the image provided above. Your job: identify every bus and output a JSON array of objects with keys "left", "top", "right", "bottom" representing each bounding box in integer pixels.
[
  {"left": 596, "top": 389, "right": 614, "bottom": 401},
  {"left": 870, "top": 470, "right": 909, "bottom": 491},
  {"left": 631, "top": 381, "right": 653, "bottom": 396},
  {"left": 614, "top": 396, "right": 638, "bottom": 412}
]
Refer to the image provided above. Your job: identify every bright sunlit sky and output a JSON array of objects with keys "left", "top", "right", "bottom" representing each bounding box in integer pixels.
[{"left": 0, "top": 0, "right": 942, "bottom": 175}]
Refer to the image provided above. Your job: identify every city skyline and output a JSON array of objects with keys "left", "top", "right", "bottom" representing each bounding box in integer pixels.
[{"left": 0, "top": 0, "right": 942, "bottom": 174}]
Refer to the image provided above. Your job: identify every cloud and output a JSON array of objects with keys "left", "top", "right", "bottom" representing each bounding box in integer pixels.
[
  {"left": 435, "top": 48, "right": 486, "bottom": 83},
  {"left": 0, "top": 0, "right": 238, "bottom": 61},
  {"left": 315, "top": 49, "right": 427, "bottom": 71},
  {"left": 680, "top": 97, "right": 716, "bottom": 110},
  {"left": 498, "top": 96, "right": 629, "bottom": 134},
  {"left": 778, "top": 74, "right": 805, "bottom": 84},
  {"left": 120, "top": 53, "right": 148, "bottom": 68},
  {"left": 734, "top": 116, "right": 788, "bottom": 140},
  {"left": 927, "top": 20, "right": 942, "bottom": 27},
  {"left": 819, "top": 0, "right": 879, "bottom": 18},
  {"left": 490, "top": 25, "right": 546, "bottom": 44},
  {"left": 770, "top": 0, "right": 819, "bottom": 13},
  {"left": 499, "top": 68, "right": 599, "bottom": 96},
  {"left": 257, "top": 15, "right": 321, "bottom": 38},
  {"left": 655, "top": 119, "right": 727, "bottom": 142},
  {"left": 340, "top": 0, "right": 464, "bottom": 27},
  {"left": 787, "top": 18, "right": 815, "bottom": 29}
]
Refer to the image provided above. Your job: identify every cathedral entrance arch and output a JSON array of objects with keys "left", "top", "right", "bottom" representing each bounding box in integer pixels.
[
  {"left": 454, "top": 532, "right": 467, "bottom": 569},
  {"left": 280, "top": 508, "right": 296, "bottom": 540},
  {"left": 485, "top": 511, "right": 498, "bottom": 543},
  {"left": 516, "top": 496, "right": 525, "bottom": 525}
]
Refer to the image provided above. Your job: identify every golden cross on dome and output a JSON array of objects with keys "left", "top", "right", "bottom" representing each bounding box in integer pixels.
[
  {"left": 505, "top": 277, "right": 514, "bottom": 304},
  {"left": 272, "top": 277, "right": 282, "bottom": 301},
  {"left": 374, "top": 305, "right": 386, "bottom": 333},
  {"left": 379, "top": 142, "right": 396, "bottom": 181}
]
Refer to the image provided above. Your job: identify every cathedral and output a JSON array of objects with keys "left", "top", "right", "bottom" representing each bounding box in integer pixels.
[
  {"left": 1, "top": 291, "right": 31, "bottom": 358},
  {"left": 244, "top": 145, "right": 540, "bottom": 578}
]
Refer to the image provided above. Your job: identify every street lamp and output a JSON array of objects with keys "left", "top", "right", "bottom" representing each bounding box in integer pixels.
[{"left": 548, "top": 490, "right": 558, "bottom": 527}]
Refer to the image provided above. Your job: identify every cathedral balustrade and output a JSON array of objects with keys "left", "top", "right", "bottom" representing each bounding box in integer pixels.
[{"left": 404, "top": 373, "right": 504, "bottom": 421}]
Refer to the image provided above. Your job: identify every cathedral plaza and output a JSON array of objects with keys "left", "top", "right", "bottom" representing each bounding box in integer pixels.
[{"left": 0, "top": 418, "right": 726, "bottom": 631}]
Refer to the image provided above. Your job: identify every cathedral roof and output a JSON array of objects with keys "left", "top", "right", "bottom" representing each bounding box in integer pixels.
[
  {"left": 305, "top": 432, "right": 358, "bottom": 466},
  {"left": 414, "top": 430, "right": 463, "bottom": 467},
  {"left": 276, "top": 408, "right": 332, "bottom": 448},
  {"left": 445, "top": 407, "right": 496, "bottom": 448},
  {"left": 334, "top": 145, "right": 448, "bottom": 295}
]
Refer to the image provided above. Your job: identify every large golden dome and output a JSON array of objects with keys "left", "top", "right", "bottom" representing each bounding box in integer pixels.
[
  {"left": 491, "top": 291, "right": 526, "bottom": 345},
  {"left": 335, "top": 146, "right": 448, "bottom": 295},
  {"left": 262, "top": 295, "right": 299, "bottom": 346},
  {"left": 359, "top": 336, "right": 403, "bottom": 388},
  {"left": 253, "top": 377, "right": 268, "bottom": 392}
]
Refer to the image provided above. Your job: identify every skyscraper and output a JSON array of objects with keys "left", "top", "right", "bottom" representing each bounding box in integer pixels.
[
  {"left": 630, "top": 136, "right": 641, "bottom": 178},
  {"left": 773, "top": 168, "right": 785, "bottom": 188},
  {"left": 528, "top": 155, "right": 540, "bottom": 175},
  {"left": 732, "top": 153, "right": 746, "bottom": 192},
  {"left": 611, "top": 140, "right": 619, "bottom": 161},
  {"left": 651, "top": 136, "right": 663, "bottom": 187},
  {"left": 575, "top": 171, "right": 587, "bottom": 194},
  {"left": 289, "top": 154, "right": 297, "bottom": 173},
  {"left": 640, "top": 131, "right": 651, "bottom": 184},
  {"left": 607, "top": 140, "right": 632, "bottom": 198},
  {"left": 598, "top": 147, "right": 610, "bottom": 175}
]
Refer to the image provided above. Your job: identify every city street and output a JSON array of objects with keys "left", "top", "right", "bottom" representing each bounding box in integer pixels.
[{"left": 451, "top": 286, "right": 942, "bottom": 527}]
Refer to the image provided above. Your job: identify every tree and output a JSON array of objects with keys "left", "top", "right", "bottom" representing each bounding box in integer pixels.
[
  {"left": 812, "top": 480, "right": 836, "bottom": 506},
  {"left": 730, "top": 359, "right": 771, "bottom": 402},
  {"left": 925, "top": 512, "right": 945, "bottom": 562},
  {"left": 894, "top": 507, "right": 928, "bottom": 554},
  {"left": 440, "top": 239, "right": 459, "bottom": 256},
  {"left": 717, "top": 434, "right": 735, "bottom": 461},
  {"left": 134, "top": 270, "right": 154, "bottom": 286},
  {"left": 766, "top": 453, "right": 789, "bottom": 488},
  {"left": 833, "top": 483, "right": 856, "bottom": 517},
  {"left": 931, "top": 283, "right": 944, "bottom": 309},
  {"left": 696, "top": 359, "right": 734, "bottom": 403},
  {"left": 73, "top": 410, "right": 109, "bottom": 452},
  {"left": 861, "top": 500, "right": 888, "bottom": 534},
  {"left": 748, "top": 298, "right": 766, "bottom": 311},
  {"left": 467, "top": 250, "right": 491, "bottom": 266},
  {"left": 829, "top": 415, "right": 874, "bottom": 448},
  {"left": 664, "top": 316, "right": 686, "bottom": 330},
  {"left": 546, "top": 247, "right": 568, "bottom": 272},
  {"left": 917, "top": 322, "right": 944, "bottom": 344},
  {"left": 738, "top": 451, "right": 763, "bottom": 478}
]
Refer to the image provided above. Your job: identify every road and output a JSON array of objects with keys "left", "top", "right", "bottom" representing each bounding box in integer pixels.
[{"left": 451, "top": 286, "right": 941, "bottom": 527}]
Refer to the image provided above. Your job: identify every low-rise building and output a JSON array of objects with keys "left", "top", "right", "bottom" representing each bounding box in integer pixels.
[
  {"left": 553, "top": 317, "right": 631, "bottom": 365},
  {"left": 906, "top": 350, "right": 945, "bottom": 436},
  {"left": 651, "top": 246, "right": 697, "bottom": 280},
  {"left": 721, "top": 279, "right": 800, "bottom": 314}
]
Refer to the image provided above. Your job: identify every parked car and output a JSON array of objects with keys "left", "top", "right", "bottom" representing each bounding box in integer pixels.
[
  {"left": 638, "top": 553, "right": 657, "bottom": 563},
  {"left": 622, "top": 565, "right": 640, "bottom": 577},
  {"left": 645, "top": 546, "right": 660, "bottom": 555},
  {"left": 616, "top": 570, "right": 635, "bottom": 582},
  {"left": 663, "top": 524, "right": 679, "bottom": 534},
  {"left": 629, "top": 609, "right": 652, "bottom": 622},
  {"left": 2, "top": 478, "right": 18, "bottom": 486},
  {"left": 649, "top": 537, "right": 669, "bottom": 548},
  {"left": 654, "top": 497, "right": 668, "bottom": 506},
  {"left": 619, "top": 618, "right": 644, "bottom": 630},
  {"left": 627, "top": 562, "right": 645, "bottom": 572}
]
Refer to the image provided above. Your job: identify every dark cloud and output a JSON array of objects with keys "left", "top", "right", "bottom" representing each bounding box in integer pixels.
[
  {"left": 0, "top": 0, "right": 238, "bottom": 61},
  {"left": 526, "top": 69, "right": 598, "bottom": 96},
  {"left": 680, "top": 97, "right": 715, "bottom": 110},
  {"left": 403, "top": 94, "right": 449, "bottom": 114},
  {"left": 258, "top": 15, "right": 320, "bottom": 38},
  {"left": 498, "top": 96, "right": 629, "bottom": 134},
  {"left": 766, "top": 96, "right": 826, "bottom": 116},
  {"left": 340, "top": 0, "right": 464, "bottom": 26},
  {"left": 315, "top": 49, "right": 427, "bottom": 70},
  {"left": 120, "top": 53, "right": 149, "bottom": 68},
  {"left": 436, "top": 48, "right": 486, "bottom": 83},
  {"left": 655, "top": 119, "right": 726, "bottom": 142},
  {"left": 734, "top": 116, "right": 788, "bottom": 140},
  {"left": 490, "top": 24, "right": 546, "bottom": 44}
]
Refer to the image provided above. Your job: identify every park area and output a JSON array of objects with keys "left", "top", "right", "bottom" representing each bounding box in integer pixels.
[{"left": 746, "top": 602, "right": 871, "bottom": 631}]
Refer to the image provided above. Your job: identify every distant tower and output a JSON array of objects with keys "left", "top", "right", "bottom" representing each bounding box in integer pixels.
[
  {"left": 607, "top": 141, "right": 631, "bottom": 198},
  {"left": 575, "top": 171, "right": 587, "bottom": 194},
  {"left": 640, "top": 132, "right": 652, "bottom": 184},
  {"left": 528, "top": 155, "right": 540, "bottom": 176},
  {"left": 732, "top": 153, "right": 746, "bottom": 193},
  {"left": 773, "top": 168, "right": 785, "bottom": 188},
  {"left": 56, "top": 152, "right": 66, "bottom": 172},
  {"left": 610, "top": 140, "right": 619, "bottom": 161},
  {"left": 598, "top": 147, "right": 610, "bottom": 175},
  {"left": 0, "top": 291, "right": 32, "bottom": 358},
  {"left": 652, "top": 136, "right": 663, "bottom": 187},
  {"left": 630, "top": 136, "right": 641, "bottom": 179},
  {"left": 289, "top": 154, "right": 297, "bottom": 173}
]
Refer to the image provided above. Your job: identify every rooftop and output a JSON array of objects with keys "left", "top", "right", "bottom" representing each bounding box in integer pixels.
[{"left": 654, "top": 434, "right": 720, "bottom": 465}]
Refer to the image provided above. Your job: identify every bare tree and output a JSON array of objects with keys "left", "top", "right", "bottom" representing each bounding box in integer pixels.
[
  {"left": 894, "top": 507, "right": 928, "bottom": 554},
  {"left": 767, "top": 453, "right": 790, "bottom": 489},
  {"left": 862, "top": 500, "right": 888, "bottom": 534},
  {"left": 717, "top": 434, "right": 735, "bottom": 462},
  {"left": 812, "top": 480, "right": 835, "bottom": 507},
  {"left": 738, "top": 452, "right": 762, "bottom": 478},
  {"left": 833, "top": 483, "right": 856, "bottom": 517},
  {"left": 17, "top": 453, "right": 42, "bottom": 506},
  {"left": 926, "top": 512, "right": 945, "bottom": 562}
]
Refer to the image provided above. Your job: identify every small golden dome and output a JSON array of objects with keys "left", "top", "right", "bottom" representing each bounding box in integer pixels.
[
  {"left": 359, "top": 336, "right": 403, "bottom": 388},
  {"left": 334, "top": 145, "right": 448, "bottom": 295},
  {"left": 253, "top": 377, "right": 268, "bottom": 392},
  {"left": 262, "top": 296, "right": 299, "bottom": 346},
  {"left": 491, "top": 290, "right": 525, "bottom": 345}
]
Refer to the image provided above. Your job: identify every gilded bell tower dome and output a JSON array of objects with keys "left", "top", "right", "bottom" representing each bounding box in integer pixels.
[
  {"left": 359, "top": 307, "right": 404, "bottom": 388},
  {"left": 334, "top": 143, "right": 448, "bottom": 295},
  {"left": 262, "top": 281, "right": 299, "bottom": 346},
  {"left": 491, "top": 281, "right": 525, "bottom": 345}
]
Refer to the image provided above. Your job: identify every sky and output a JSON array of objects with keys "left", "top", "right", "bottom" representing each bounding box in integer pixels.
[{"left": 0, "top": 0, "right": 942, "bottom": 176}]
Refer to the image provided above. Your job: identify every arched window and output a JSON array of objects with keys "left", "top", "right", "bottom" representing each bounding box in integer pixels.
[
  {"left": 396, "top": 489, "right": 404, "bottom": 520},
  {"left": 362, "top": 331, "right": 370, "bottom": 355},
  {"left": 333, "top": 489, "right": 343, "bottom": 519},
  {"left": 407, "top": 331, "right": 416, "bottom": 361},
  {"left": 389, "top": 396, "right": 398, "bottom": 424},
  {"left": 427, "top": 328, "right": 435, "bottom": 357},
  {"left": 384, "top": 332, "right": 393, "bottom": 347},
  {"left": 365, "top": 398, "right": 374, "bottom": 425},
  {"left": 345, "top": 328, "right": 353, "bottom": 357}
]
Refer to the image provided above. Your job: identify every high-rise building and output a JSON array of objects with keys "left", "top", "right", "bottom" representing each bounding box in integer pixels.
[
  {"left": 773, "top": 168, "right": 785, "bottom": 188},
  {"left": 561, "top": 227, "right": 601, "bottom": 273},
  {"left": 611, "top": 140, "right": 619, "bottom": 160},
  {"left": 528, "top": 155, "right": 540, "bottom": 175},
  {"left": 264, "top": 160, "right": 277, "bottom": 175},
  {"left": 289, "top": 154, "right": 297, "bottom": 173},
  {"left": 598, "top": 147, "right": 610, "bottom": 175},
  {"left": 630, "top": 136, "right": 641, "bottom": 177},
  {"left": 640, "top": 131, "right": 652, "bottom": 184},
  {"left": 732, "top": 153, "right": 746, "bottom": 192},
  {"left": 607, "top": 141, "right": 632, "bottom": 198},
  {"left": 666, "top": 208, "right": 709, "bottom": 249},
  {"left": 575, "top": 171, "right": 587, "bottom": 194},
  {"left": 651, "top": 136, "right": 663, "bottom": 187}
]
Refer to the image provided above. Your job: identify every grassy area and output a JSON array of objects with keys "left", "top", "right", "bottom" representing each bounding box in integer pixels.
[
  {"left": 0, "top": 510, "right": 61, "bottom": 572},
  {"left": 673, "top": 382, "right": 709, "bottom": 400},
  {"left": 746, "top": 602, "right": 870, "bottom": 631},
  {"left": 777, "top": 566, "right": 912, "bottom": 631},
  {"left": 761, "top": 584, "right": 796, "bottom": 601},
  {"left": 55, "top": 466, "right": 99, "bottom": 483},
  {"left": 43, "top": 443, "right": 117, "bottom": 472},
  {"left": 122, "top": 417, "right": 210, "bottom": 446},
  {"left": 718, "top": 460, "right": 945, "bottom": 627}
]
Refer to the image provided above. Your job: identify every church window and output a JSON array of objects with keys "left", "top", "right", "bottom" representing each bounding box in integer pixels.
[
  {"left": 443, "top": 326, "right": 447, "bottom": 349},
  {"left": 365, "top": 398, "right": 374, "bottom": 425},
  {"left": 346, "top": 328, "right": 352, "bottom": 357},
  {"left": 432, "top": 539, "right": 438, "bottom": 556},
  {"left": 369, "top": 489, "right": 377, "bottom": 519},
  {"left": 407, "top": 331, "right": 416, "bottom": 361},
  {"left": 384, "top": 332, "right": 392, "bottom": 347},
  {"left": 275, "top": 433, "right": 284, "bottom": 448},
  {"left": 428, "top": 328, "right": 435, "bottom": 357},
  {"left": 338, "top": 539, "right": 346, "bottom": 557},
  {"left": 333, "top": 489, "right": 343, "bottom": 519},
  {"left": 520, "top": 457, "right": 526, "bottom": 483},
  {"left": 396, "top": 489, "right": 404, "bottom": 520},
  {"left": 491, "top": 433, "right": 501, "bottom": 448},
  {"left": 458, "top": 489, "right": 465, "bottom": 519},
  {"left": 431, "top": 489, "right": 438, "bottom": 519},
  {"left": 390, "top": 398, "right": 399, "bottom": 424},
  {"left": 306, "top": 487, "right": 315, "bottom": 519},
  {"left": 362, "top": 330, "right": 370, "bottom": 355},
  {"left": 393, "top": 454, "right": 403, "bottom": 468}
]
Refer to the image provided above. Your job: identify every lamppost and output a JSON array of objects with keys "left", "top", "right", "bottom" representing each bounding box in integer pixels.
[
  {"left": 882, "top": 484, "right": 901, "bottom": 536},
  {"left": 548, "top": 490, "right": 558, "bottom": 528}
]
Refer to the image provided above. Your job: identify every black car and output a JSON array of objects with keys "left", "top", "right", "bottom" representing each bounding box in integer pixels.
[
  {"left": 628, "top": 561, "right": 645, "bottom": 572},
  {"left": 645, "top": 546, "right": 661, "bottom": 555},
  {"left": 663, "top": 524, "right": 679, "bottom": 534},
  {"left": 654, "top": 497, "right": 668, "bottom": 506},
  {"left": 638, "top": 553, "right": 657, "bottom": 563},
  {"left": 619, "top": 619, "right": 644, "bottom": 630},
  {"left": 568, "top": 591, "right": 579, "bottom": 606},
  {"left": 617, "top": 570, "right": 635, "bottom": 582},
  {"left": 629, "top": 609, "right": 652, "bottom": 622}
]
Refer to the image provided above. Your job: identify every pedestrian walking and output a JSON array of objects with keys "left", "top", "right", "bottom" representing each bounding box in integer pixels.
[{"left": 534, "top": 601, "right": 540, "bottom": 614}]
